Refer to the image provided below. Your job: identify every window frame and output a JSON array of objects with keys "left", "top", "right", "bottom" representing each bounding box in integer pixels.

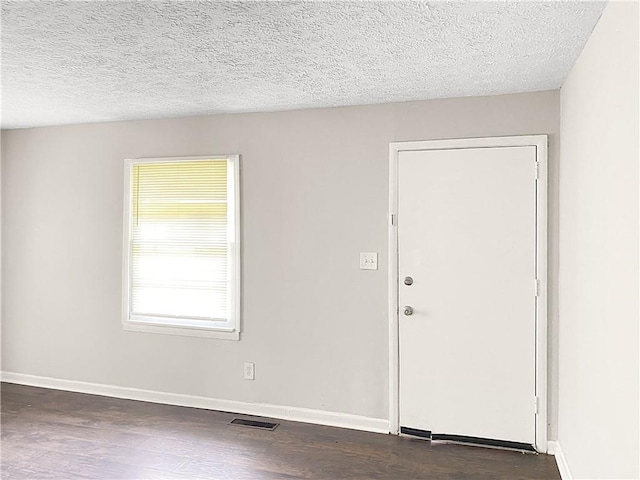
[{"left": 121, "top": 155, "right": 241, "bottom": 340}]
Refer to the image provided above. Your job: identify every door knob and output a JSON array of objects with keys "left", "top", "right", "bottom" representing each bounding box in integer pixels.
[
  {"left": 403, "top": 306, "right": 413, "bottom": 316},
  {"left": 404, "top": 276, "right": 413, "bottom": 286}
]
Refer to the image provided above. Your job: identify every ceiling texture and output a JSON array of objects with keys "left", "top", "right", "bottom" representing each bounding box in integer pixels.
[{"left": 1, "top": 1, "right": 606, "bottom": 129}]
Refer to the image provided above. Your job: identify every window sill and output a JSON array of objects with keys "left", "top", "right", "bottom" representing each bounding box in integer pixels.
[{"left": 123, "top": 321, "right": 240, "bottom": 340}]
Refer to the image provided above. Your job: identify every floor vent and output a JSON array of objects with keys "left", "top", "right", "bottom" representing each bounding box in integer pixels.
[{"left": 229, "top": 418, "right": 279, "bottom": 431}]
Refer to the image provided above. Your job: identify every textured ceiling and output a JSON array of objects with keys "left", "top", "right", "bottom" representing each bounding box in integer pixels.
[{"left": 1, "top": 1, "right": 606, "bottom": 129}]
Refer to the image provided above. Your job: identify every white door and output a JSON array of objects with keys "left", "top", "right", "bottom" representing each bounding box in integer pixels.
[{"left": 398, "top": 145, "right": 537, "bottom": 448}]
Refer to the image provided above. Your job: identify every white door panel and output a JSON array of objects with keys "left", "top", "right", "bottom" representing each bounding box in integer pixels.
[{"left": 398, "top": 146, "right": 537, "bottom": 445}]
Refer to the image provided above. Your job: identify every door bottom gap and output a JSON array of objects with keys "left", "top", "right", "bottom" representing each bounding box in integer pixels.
[{"left": 400, "top": 428, "right": 537, "bottom": 453}]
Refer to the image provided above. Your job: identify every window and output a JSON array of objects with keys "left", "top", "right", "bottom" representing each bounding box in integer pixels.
[{"left": 122, "top": 156, "right": 240, "bottom": 339}]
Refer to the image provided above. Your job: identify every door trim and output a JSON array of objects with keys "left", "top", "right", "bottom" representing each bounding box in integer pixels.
[{"left": 388, "top": 135, "right": 548, "bottom": 453}]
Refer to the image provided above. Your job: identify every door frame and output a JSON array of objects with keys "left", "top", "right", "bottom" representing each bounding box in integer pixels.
[{"left": 388, "top": 135, "right": 548, "bottom": 452}]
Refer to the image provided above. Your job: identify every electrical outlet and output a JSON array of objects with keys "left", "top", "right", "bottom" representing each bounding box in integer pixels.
[
  {"left": 244, "top": 362, "right": 255, "bottom": 380},
  {"left": 360, "top": 252, "right": 378, "bottom": 270}
]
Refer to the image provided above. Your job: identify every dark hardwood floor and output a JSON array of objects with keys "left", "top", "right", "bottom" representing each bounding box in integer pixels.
[{"left": 0, "top": 382, "right": 560, "bottom": 479}]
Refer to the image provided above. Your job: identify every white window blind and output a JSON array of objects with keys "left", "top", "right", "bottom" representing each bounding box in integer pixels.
[{"left": 123, "top": 156, "right": 239, "bottom": 337}]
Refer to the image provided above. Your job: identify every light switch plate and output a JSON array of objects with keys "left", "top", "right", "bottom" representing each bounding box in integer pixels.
[{"left": 360, "top": 252, "right": 378, "bottom": 270}]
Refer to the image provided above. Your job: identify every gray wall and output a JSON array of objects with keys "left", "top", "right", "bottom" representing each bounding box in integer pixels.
[
  {"left": 1, "top": 91, "right": 560, "bottom": 435},
  {"left": 558, "top": 2, "right": 639, "bottom": 478}
]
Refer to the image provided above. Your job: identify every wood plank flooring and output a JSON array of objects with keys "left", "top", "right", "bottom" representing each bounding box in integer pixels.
[{"left": 1, "top": 383, "right": 560, "bottom": 479}]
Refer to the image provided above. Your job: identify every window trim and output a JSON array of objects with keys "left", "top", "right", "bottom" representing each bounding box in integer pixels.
[{"left": 121, "top": 155, "right": 241, "bottom": 340}]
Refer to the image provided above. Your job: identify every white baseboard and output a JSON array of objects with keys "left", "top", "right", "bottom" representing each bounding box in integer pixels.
[
  {"left": 0, "top": 371, "right": 389, "bottom": 434},
  {"left": 547, "top": 441, "right": 573, "bottom": 480}
]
